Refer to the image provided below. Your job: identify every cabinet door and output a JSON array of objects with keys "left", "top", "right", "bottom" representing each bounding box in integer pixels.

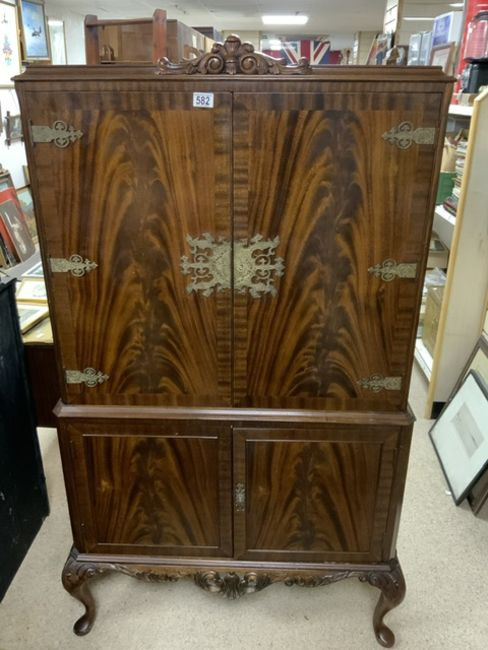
[
  {"left": 22, "top": 90, "right": 232, "bottom": 406},
  {"left": 58, "top": 419, "right": 232, "bottom": 557},
  {"left": 233, "top": 425, "right": 407, "bottom": 563},
  {"left": 233, "top": 91, "right": 443, "bottom": 411}
]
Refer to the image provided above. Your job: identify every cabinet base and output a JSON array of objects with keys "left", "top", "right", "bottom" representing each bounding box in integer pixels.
[{"left": 62, "top": 547, "right": 405, "bottom": 647}]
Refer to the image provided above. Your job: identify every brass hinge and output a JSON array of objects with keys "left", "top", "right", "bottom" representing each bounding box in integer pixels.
[
  {"left": 368, "top": 259, "right": 417, "bottom": 282},
  {"left": 357, "top": 375, "right": 402, "bottom": 393},
  {"left": 65, "top": 368, "right": 109, "bottom": 387},
  {"left": 382, "top": 121, "right": 436, "bottom": 149},
  {"left": 235, "top": 483, "right": 246, "bottom": 512},
  {"left": 49, "top": 255, "right": 98, "bottom": 277},
  {"left": 31, "top": 121, "right": 83, "bottom": 148}
]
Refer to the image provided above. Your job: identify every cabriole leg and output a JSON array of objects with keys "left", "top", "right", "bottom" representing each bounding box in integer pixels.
[{"left": 361, "top": 557, "right": 406, "bottom": 648}]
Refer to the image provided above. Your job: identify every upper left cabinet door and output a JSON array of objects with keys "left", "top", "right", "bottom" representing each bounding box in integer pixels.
[{"left": 21, "top": 89, "right": 233, "bottom": 406}]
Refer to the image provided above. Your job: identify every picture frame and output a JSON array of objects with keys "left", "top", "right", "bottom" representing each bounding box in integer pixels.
[
  {"left": 22, "top": 259, "right": 44, "bottom": 278},
  {"left": 48, "top": 17, "right": 67, "bottom": 65},
  {"left": 451, "top": 334, "right": 488, "bottom": 396},
  {"left": 22, "top": 164, "right": 30, "bottom": 186},
  {"left": 16, "top": 301, "right": 49, "bottom": 333},
  {"left": 366, "top": 33, "right": 393, "bottom": 65},
  {"left": 18, "top": 0, "right": 51, "bottom": 62},
  {"left": 0, "top": 0, "right": 22, "bottom": 87},
  {"left": 4, "top": 110, "right": 23, "bottom": 146},
  {"left": 0, "top": 188, "right": 36, "bottom": 261},
  {"left": 15, "top": 185, "right": 37, "bottom": 240},
  {"left": 429, "top": 42, "right": 456, "bottom": 75},
  {"left": 429, "top": 371, "right": 488, "bottom": 505},
  {"left": 16, "top": 277, "right": 47, "bottom": 302},
  {"left": 21, "top": 314, "right": 52, "bottom": 343},
  {"left": 0, "top": 169, "right": 14, "bottom": 193}
]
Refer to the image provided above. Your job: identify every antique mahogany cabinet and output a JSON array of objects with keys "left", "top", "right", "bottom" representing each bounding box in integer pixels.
[{"left": 15, "top": 36, "right": 452, "bottom": 647}]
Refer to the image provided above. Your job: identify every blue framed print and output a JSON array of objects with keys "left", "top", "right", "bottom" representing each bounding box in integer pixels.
[{"left": 19, "top": 0, "right": 50, "bottom": 61}]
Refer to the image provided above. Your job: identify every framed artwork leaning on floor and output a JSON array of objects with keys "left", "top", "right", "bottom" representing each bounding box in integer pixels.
[{"left": 430, "top": 371, "right": 488, "bottom": 505}]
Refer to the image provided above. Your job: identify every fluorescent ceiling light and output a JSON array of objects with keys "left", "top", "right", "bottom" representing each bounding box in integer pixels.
[
  {"left": 403, "top": 17, "right": 435, "bottom": 21},
  {"left": 262, "top": 15, "right": 309, "bottom": 26},
  {"left": 48, "top": 19, "right": 64, "bottom": 26},
  {"left": 449, "top": 3, "right": 464, "bottom": 7}
]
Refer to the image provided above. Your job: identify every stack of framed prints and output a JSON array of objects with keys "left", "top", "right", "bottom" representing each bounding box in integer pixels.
[
  {"left": 430, "top": 335, "right": 488, "bottom": 515},
  {"left": 0, "top": 170, "right": 37, "bottom": 268},
  {"left": 16, "top": 259, "right": 49, "bottom": 335}
]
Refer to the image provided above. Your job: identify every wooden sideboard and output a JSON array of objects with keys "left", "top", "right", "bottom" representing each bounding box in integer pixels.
[{"left": 14, "top": 37, "right": 452, "bottom": 646}]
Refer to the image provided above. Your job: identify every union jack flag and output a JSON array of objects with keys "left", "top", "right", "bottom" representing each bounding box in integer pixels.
[{"left": 282, "top": 40, "right": 333, "bottom": 65}]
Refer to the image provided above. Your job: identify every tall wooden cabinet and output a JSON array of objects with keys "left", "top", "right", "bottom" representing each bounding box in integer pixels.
[{"left": 15, "top": 36, "right": 452, "bottom": 647}]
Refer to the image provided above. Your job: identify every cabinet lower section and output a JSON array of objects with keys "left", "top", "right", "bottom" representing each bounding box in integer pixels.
[{"left": 55, "top": 403, "right": 413, "bottom": 646}]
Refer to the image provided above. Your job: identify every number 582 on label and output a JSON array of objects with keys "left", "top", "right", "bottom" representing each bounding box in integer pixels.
[{"left": 193, "top": 92, "right": 214, "bottom": 108}]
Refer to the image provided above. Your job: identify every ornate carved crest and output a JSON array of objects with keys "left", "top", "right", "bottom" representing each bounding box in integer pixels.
[{"left": 158, "top": 34, "right": 311, "bottom": 76}]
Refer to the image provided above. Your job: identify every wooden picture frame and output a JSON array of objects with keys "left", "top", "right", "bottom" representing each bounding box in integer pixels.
[
  {"left": 0, "top": 0, "right": 22, "bottom": 87},
  {"left": 15, "top": 185, "right": 37, "bottom": 240},
  {"left": 18, "top": 0, "right": 51, "bottom": 62},
  {"left": 16, "top": 301, "right": 49, "bottom": 333},
  {"left": 429, "top": 371, "right": 488, "bottom": 505},
  {"left": 429, "top": 42, "right": 455, "bottom": 74},
  {"left": 4, "top": 110, "right": 22, "bottom": 146},
  {"left": 16, "top": 277, "right": 47, "bottom": 303}
]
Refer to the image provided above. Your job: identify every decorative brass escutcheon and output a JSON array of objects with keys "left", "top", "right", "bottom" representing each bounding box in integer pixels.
[
  {"left": 31, "top": 121, "right": 84, "bottom": 148},
  {"left": 65, "top": 368, "right": 109, "bottom": 387},
  {"left": 180, "top": 233, "right": 284, "bottom": 297},
  {"left": 235, "top": 483, "right": 246, "bottom": 512},
  {"left": 368, "top": 259, "right": 417, "bottom": 282},
  {"left": 50, "top": 255, "right": 98, "bottom": 277},
  {"left": 382, "top": 121, "right": 436, "bottom": 149},
  {"left": 357, "top": 375, "right": 402, "bottom": 393}
]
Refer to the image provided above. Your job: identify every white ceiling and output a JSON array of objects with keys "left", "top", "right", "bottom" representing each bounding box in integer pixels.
[{"left": 47, "top": 1, "right": 389, "bottom": 34}]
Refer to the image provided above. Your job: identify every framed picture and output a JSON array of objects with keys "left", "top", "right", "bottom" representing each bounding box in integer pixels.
[
  {"left": 429, "top": 42, "right": 456, "bottom": 75},
  {"left": 0, "top": 1, "right": 22, "bottom": 86},
  {"left": 16, "top": 301, "right": 49, "bottom": 333},
  {"left": 451, "top": 335, "right": 488, "bottom": 396},
  {"left": 4, "top": 110, "right": 22, "bottom": 146},
  {"left": 15, "top": 185, "right": 37, "bottom": 240},
  {"left": 429, "top": 371, "right": 488, "bottom": 505},
  {"left": 366, "top": 33, "right": 392, "bottom": 65},
  {"left": 16, "top": 277, "right": 47, "bottom": 302},
  {"left": 48, "top": 18, "right": 66, "bottom": 65},
  {"left": 22, "top": 164, "right": 30, "bottom": 186},
  {"left": 0, "top": 188, "right": 36, "bottom": 261},
  {"left": 0, "top": 169, "right": 14, "bottom": 192},
  {"left": 23, "top": 259, "right": 44, "bottom": 278},
  {"left": 21, "top": 314, "right": 52, "bottom": 343},
  {"left": 18, "top": 0, "right": 51, "bottom": 62}
]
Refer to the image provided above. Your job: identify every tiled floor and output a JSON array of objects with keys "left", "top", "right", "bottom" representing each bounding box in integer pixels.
[{"left": 1, "top": 365, "right": 487, "bottom": 649}]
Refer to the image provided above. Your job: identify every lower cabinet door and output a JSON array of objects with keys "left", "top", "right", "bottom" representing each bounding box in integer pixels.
[
  {"left": 58, "top": 419, "right": 232, "bottom": 557},
  {"left": 233, "top": 425, "right": 409, "bottom": 563}
]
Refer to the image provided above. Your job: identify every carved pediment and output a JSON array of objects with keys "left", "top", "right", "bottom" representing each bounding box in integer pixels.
[{"left": 158, "top": 34, "right": 312, "bottom": 76}]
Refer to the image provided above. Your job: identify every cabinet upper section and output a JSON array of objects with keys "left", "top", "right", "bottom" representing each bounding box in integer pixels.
[{"left": 15, "top": 61, "right": 453, "bottom": 411}]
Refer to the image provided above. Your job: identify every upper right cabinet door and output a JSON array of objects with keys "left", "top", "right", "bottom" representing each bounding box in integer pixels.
[{"left": 233, "top": 89, "right": 445, "bottom": 411}]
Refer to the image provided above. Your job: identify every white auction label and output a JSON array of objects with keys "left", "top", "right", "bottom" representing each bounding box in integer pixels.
[{"left": 193, "top": 92, "right": 214, "bottom": 108}]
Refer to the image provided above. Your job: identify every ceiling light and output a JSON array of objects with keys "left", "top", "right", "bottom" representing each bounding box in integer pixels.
[
  {"left": 262, "top": 15, "right": 309, "bottom": 26},
  {"left": 449, "top": 3, "right": 464, "bottom": 7},
  {"left": 48, "top": 19, "right": 64, "bottom": 26},
  {"left": 403, "top": 17, "right": 435, "bottom": 21}
]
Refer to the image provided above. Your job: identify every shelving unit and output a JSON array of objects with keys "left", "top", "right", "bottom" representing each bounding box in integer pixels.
[{"left": 416, "top": 90, "right": 488, "bottom": 417}]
